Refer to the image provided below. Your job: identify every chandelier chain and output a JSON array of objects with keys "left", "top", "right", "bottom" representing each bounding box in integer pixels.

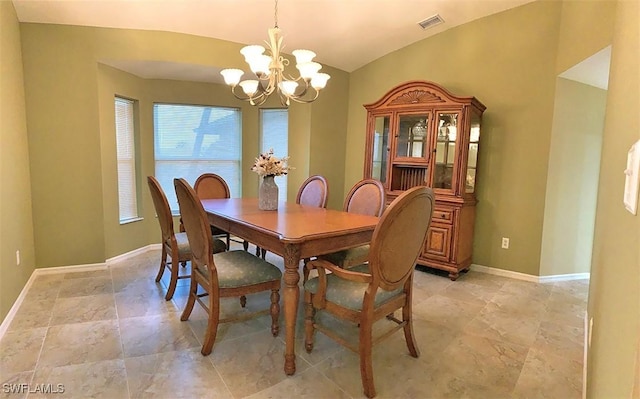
[{"left": 274, "top": 0, "right": 278, "bottom": 28}]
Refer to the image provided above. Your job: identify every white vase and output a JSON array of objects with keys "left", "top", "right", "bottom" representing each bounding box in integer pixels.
[{"left": 258, "top": 175, "right": 279, "bottom": 210}]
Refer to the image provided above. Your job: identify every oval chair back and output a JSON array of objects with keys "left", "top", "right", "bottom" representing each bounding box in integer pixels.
[
  {"left": 344, "top": 179, "right": 385, "bottom": 217},
  {"left": 194, "top": 173, "right": 230, "bottom": 200},
  {"left": 174, "top": 178, "right": 216, "bottom": 279},
  {"left": 296, "top": 175, "right": 329, "bottom": 208},
  {"left": 147, "top": 176, "right": 175, "bottom": 245},
  {"left": 368, "top": 186, "right": 434, "bottom": 292}
]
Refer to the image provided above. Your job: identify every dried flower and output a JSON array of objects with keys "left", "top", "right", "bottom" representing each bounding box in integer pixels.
[{"left": 251, "top": 149, "right": 293, "bottom": 177}]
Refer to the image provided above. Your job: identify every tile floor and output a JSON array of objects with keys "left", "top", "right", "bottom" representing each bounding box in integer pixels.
[{"left": 0, "top": 242, "right": 588, "bottom": 398}]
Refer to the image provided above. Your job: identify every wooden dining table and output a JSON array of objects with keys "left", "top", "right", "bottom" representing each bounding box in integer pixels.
[{"left": 201, "top": 197, "right": 380, "bottom": 375}]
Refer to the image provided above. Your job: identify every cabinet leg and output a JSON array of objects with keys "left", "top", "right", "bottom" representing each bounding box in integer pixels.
[{"left": 448, "top": 272, "right": 459, "bottom": 281}]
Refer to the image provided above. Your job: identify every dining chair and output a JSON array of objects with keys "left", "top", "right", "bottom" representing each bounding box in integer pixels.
[
  {"left": 296, "top": 174, "right": 329, "bottom": 208},
  {"left": 314, "top": 179, "right": 385, "bottom": 274},
  {"left": 256, "top": 174, "right": 330, "bottom": 260},
  {"left": 194, "top": 173, "right": 232, "bottom": 249},
  {"left": 303, "top": 186, "right": 435, "bottom": 398},
  {"left": 147, "top": 176, "right": 227, "bottom": 300},
  {"left": 174, "top": 177, "right": 282, "bottom": 356}
]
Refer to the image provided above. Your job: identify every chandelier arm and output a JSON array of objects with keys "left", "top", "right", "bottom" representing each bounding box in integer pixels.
[
  {"left": 230, "top": 85, "right": 268, "bottom": 105},
  {"left": 287, "top": 90, "right": 320, "bottom": 104}
]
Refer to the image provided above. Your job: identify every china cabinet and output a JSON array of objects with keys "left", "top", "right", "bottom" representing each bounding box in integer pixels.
[{"left": 363, "top": 81, "right": 486, "bottom": 280}]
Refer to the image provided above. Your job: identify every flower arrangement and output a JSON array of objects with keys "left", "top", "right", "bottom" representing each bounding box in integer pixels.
[{"left": 251, "top": 148, "right": 293, "bottom": 177}]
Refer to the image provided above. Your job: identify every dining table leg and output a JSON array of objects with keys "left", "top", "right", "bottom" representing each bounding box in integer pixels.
[{"left": 282, "top": 244, "right": 301, "bottom": 375}]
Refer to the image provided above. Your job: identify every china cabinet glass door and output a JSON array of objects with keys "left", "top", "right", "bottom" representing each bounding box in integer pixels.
[
  {"left": 371, "top": 115, "right": 390, "bottom": 183},
  {"left": 465, "top": 111, "right": 481, "bottom": 193},
  {"left": 395, "top": 114, "right": 430, "bottom": 160},
  {"left": 434, "top": 112, "right": 459, "bottom": 191}
]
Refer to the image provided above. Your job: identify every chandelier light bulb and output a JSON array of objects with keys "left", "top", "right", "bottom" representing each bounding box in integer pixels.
[
  {"left": 240, "top": 45, "right": 266, "bottom": 61},
  {"left": 220, "top": 69, "right": 244, "bottom": 86},
  {"left": 279, "top": 80, "right": 298, "bottom": 96},
  {"left": 239, "top": 80, "right": 259, "bottom": 96},
  {"left": 297, "top": 62, "right": 322, "bottom": 80},
  {"left": 249, "top": 55, "right": 272, "bottom": 76},
  {"left": 310, "top": 73, "right": 330, "bottom": 90},
  {"left": 292, "top": 49, "right": 316, "bottom": 64}
]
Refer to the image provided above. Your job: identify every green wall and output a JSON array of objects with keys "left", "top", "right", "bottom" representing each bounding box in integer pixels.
[
  {"left": 587, "top": 0, "right": 640, "bottom": 396},
  {"left": 346, "top": 0, "right": 615, "bottom": 276},
  {"left": 540, "top": 78, "right": 607, "bottom": 276},
  {"left": 0, "top": 1, "right": 36, "bottom": 321},
  {"left": 19, "top": 24, "right": 350, "bottom": 268}
]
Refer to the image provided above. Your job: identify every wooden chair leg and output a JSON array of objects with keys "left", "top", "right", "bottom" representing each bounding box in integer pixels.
[
  {"left": 201, "top": 292, "right": 221, "bottom": 356},
  {"left": 304, "top": 291, "right": 315, "bottom": 353},
  {"left": 226, "top": 233, "right": 231, "bottom": 250},
  {"left": 402, "top": 298, "right": 420, "bottom": 358},
  {"left": 260, "top": 248, "right": 267, "bottom": 260},
  {"left": 240, "top": 295, "right": 247, "bottom": 308},
  {"left": 243, "top": 240, "right": 249, "bottom": 251},
  {"left": 359, "top": 318, "right": 376, "bottom": 398},
  {"left": 270, "top": 289, "right": 280, "bottom": 336},
  {"left": 165, "top": 250, "right": 179, "bottom": 301},
  {"left": 180, "top": 278, "right": 198, "bottom": 322},
  {"left": 155, "top": 246, "right": 167, "bottom": 282}
]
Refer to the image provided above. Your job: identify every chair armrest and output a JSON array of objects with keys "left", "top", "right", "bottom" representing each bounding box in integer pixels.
[{"left": 307, "top": 259, "right": 372, "bottom": 283}]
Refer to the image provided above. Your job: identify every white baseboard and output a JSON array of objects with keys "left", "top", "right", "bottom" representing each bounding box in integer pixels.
[
  {"left": 470, "top": 264, "right": 590, "bottom": 283},
  {"left": 0, "top": 271, "right": 39, "bottom": 339},
  {"left": 106, "top": 243, "right": 161, "bottom": 264},
  {"left": 0, "top": 244, "right": 161, "bottom": 340}
]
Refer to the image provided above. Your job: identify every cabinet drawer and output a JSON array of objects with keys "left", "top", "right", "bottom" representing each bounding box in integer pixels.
[{"left": 432, "top": 207, "right": 453, "bottom": 224}]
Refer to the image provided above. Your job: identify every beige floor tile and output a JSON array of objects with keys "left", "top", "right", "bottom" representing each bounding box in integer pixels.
[
  {"left": 119, "top": 313, "right": 200, "bottom": 358},
  {"left": 0, "top": 371, "right": 33, "bottom": 399},
  {"left": 7, "top": 300, "right": 55, "bottom": 332},
  {"left": 531, "top": 320, "right": 584, "bottom": 363},
  {"left": 464, "top": 302, "right": 542, "bottom": 347},
  {"left": 37, "top": 320, "right": 122, "bottom": 369},
  {"left": 432, "top": 332, "right": 529, "bottom": 396},
  {"left": 125, "top": 349, "right": 232, "bottom": 398},
  {"left": 0, "top": 328, "right": 47, "bottom": 374},
  {"left": 57, "top": 277, "right": 113, "bottom": 299},
  {"left": 23, "top": 276, "right": 63, "bottom": 302},
  {"left": 245, "top": 367, "right": 350, "bottom": 399},
  {"left": 413, "top": 294, "right": 485, "bottom": 330},
  {"left": 30, "top": 359, "right": 128, "bottom": 399},
  {"left": 208, "top": 329, "right": 308, "bottom": 398},
  {"left": 62, "top": 269, "right": 110, "bottom": 280},
  {"left": 115, "top": 286, "right": 179, "bottom": 319},
  {"left": 439, "top": 281, "right": 499, "bottom": 305},
  {"left": 512, "top": 348, "right": 583, "bottom": 399},
  {"left": 50, "top": 294, "right": 117, "bottom": 325}
]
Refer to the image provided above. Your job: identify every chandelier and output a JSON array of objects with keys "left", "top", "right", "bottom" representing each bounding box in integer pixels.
[{"left": 220, "top": 0, "right": 330, "bottom": 106}]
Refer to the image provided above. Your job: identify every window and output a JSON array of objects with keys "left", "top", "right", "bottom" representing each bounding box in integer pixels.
[
  {"left": 154, "top": 104, "right": 241, "bottom": 212},
  {"left": 260, "top": 109, "right": 289, "bottom": 202},
  {"left": 115, "top": 97, "right": 140, "bottom": 223}
]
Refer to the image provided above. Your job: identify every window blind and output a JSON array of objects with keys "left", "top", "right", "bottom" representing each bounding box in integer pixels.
[
  {"left": 260, "top": 109, "right": 289, "bottom": 202},
  {"left": 154, "top": 104, "right": 242, "bottom": 212},
  {"left": 115, "top": 97, "right": 139, "bottom": 222}
]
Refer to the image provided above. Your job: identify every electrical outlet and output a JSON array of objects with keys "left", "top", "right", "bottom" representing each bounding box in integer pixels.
[
  {"left": 16, "top": 250, "right": 20, "bottom": 266},
  {"left": 501, "top": 237, "right": 510, "bottom": 249}
]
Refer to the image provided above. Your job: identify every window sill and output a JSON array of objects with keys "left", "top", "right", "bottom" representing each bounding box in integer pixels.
[{"left": 120, "top": 217, "right": 143, "bottom": 225}]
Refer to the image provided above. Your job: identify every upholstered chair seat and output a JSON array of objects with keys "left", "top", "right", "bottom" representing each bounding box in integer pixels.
[
  {"left": 319, "top": 245, "right": 371, "bottom": 269},
  {"left": 206, "top": 250, "right": 282, "bottom": 288},
  {"left": 173, "top": 232, "right": 226, "bottom": 259},
  {"left": 304, "top": 264, "right": 402, "bottom": 311}
]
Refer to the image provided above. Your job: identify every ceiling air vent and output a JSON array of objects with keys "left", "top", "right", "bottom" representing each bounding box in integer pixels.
[{"left": 418, "top": 14, "right": 444, "bottom": 30}]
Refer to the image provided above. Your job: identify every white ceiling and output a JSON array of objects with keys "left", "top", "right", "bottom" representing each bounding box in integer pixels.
[{"left": 12, "top": 0, "right": 608, "bottom": 87}]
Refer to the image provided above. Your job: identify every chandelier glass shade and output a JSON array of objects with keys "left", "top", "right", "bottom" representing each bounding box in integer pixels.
[{"left": 220, "top": 0, "right": 330, "bottom": 106}]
